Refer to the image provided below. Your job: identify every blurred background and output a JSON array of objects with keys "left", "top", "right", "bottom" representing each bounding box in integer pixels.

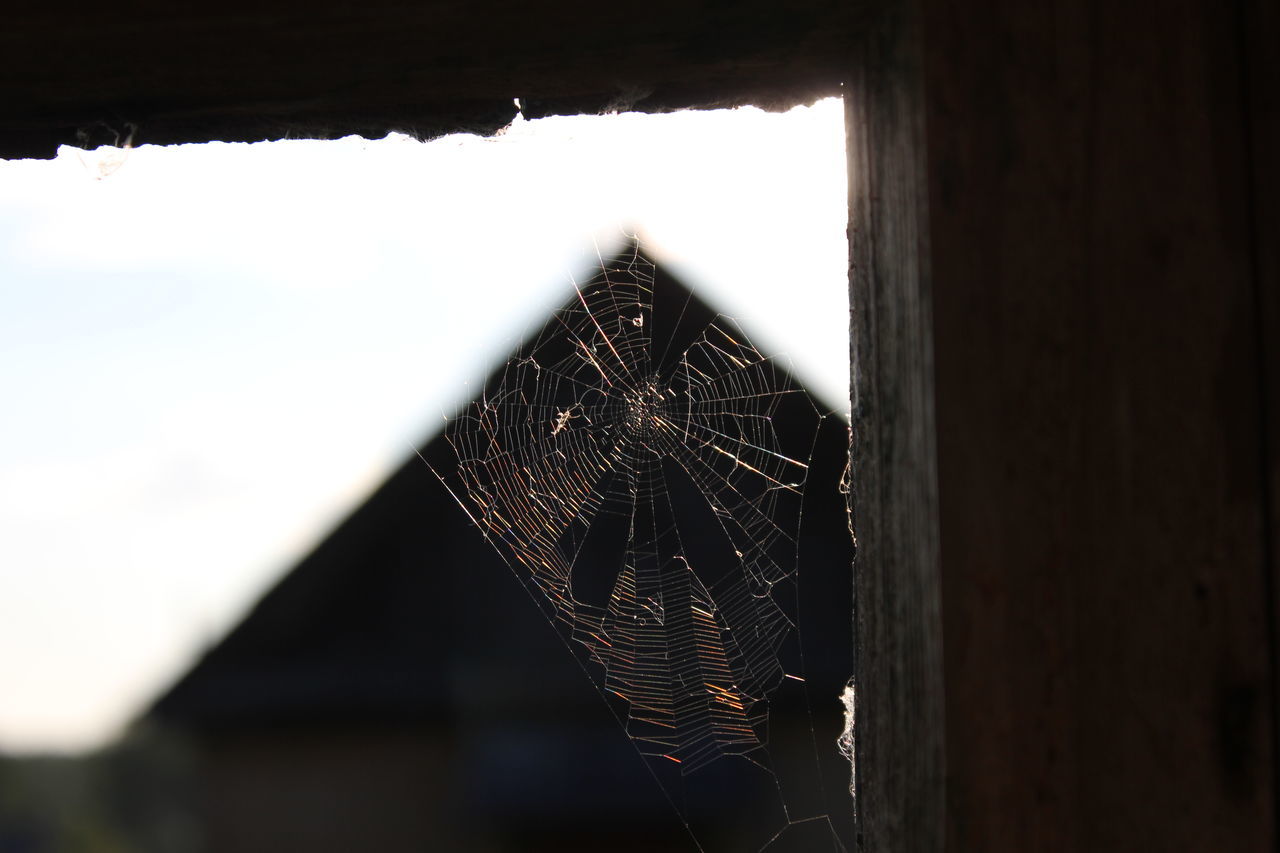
[{"left": 0, "top": 100, "right": 851, "bottom": 851}]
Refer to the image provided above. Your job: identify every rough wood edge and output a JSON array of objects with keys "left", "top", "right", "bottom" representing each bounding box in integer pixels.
[
  {"left": 0, "top": 0, "right": 857, "bottom": 160},
  {"left": 846, "top": 0, "right": 945, "bottom": 848}
]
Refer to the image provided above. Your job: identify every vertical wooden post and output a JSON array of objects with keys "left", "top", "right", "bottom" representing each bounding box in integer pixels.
[
  {"left": 1243, "top": 0, "right": 1280, "bottom": 815},
  {"left": 846, "top": 0, "right": 946, "bottom": 848},
  {"left": 920, "top": 0, "right": 1277, "bottom": 849}
]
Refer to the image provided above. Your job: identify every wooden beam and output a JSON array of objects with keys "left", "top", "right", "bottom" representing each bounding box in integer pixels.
[
  {"left": 846, "top": 0, "right": 946, "bottom": 848},
  {"left": 1, "top": 0, "right": 856, "bottom": 159},
  {"left": 1242, "top": 0, "right": 1280, "bottom": 822},
  {"left": 922, "top": 0, "right": 1277, "bottom": 848}
]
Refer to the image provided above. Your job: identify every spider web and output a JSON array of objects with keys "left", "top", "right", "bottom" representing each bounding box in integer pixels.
[{"left": 432, "top": 242, "right": 851, "bottom": 851}]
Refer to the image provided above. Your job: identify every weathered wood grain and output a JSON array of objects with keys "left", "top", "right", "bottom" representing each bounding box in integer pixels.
[
  {"left": 922, "top": 0, "right": 1277, "bottom": 848},
  {"left": 846, "top": 0, "right": 946, "bottom": 849}
]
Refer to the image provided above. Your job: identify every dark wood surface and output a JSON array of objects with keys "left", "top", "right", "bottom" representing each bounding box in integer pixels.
[
  {"left": 846, "top": 0, "right": 946, "bottom": 849},
  {"left": 921, "top": 0, "right": 1277, "bottom": 848},
  {"left": 1244, "top": 0, "right": 1280, "bottom": 817},
  {"left": 0, "top": 0, "right": 858, "bottom": 159}
]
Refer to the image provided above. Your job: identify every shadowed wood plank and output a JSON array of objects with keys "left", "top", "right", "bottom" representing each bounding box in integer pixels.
[
  {"left": 846, "top": 0, "right": 946, "bottom": 849},
  {"left": 923, "top": 0, "right": 1277, "bottom": 848},
  {"left": 0, "top": 0, "right": 861, "bottom": 158}
]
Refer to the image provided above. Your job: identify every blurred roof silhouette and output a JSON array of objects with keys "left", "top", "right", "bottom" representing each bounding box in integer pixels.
[
  {"left": 149, "top": 247, "right": 852, "bottom": 732},
  {"left": 145, "top": 247, "right": 856, "bottom": 851}
]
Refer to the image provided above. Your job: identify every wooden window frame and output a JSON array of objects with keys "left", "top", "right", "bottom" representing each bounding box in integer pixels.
[{"left": 1, "top": 2, "right": 948, "bottom": 849}]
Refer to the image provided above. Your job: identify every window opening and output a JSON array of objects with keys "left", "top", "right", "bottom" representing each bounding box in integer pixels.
[{"left": 0, "top": 100, "right": 850, "bottom": 851}]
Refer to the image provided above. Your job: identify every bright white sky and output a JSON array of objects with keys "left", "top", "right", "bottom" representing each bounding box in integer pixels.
[{"left": 0, "top": 99, "right": 848, "bottom": 754}]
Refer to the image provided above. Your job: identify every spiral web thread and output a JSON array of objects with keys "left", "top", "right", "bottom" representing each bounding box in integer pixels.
[{"left": 435, "top": 245, "right": 821, "bottom": 777}]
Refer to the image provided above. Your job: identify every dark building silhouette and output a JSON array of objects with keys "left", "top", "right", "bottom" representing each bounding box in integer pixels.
[{"left": 149, "top": 251, "right": 855, "bottom": 853}]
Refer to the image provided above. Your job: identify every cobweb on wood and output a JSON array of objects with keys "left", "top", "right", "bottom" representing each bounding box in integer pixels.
[{"left": 431, "top": 242, "right": 851, "bottom": 851}]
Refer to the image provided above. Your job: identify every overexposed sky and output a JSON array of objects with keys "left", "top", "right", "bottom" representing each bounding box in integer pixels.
[{"left": 0, "top": 99, "right": 848, "bottom": 754}]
